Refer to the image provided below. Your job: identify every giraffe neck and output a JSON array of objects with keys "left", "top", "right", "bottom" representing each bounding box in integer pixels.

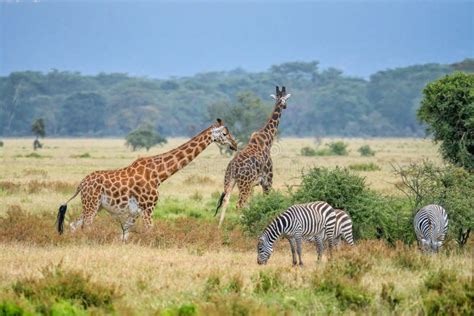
[
  {"left": 253, "top": 102, "right": 284, "bottom": 149},
  {"left": 153, "top": 127, "right": 213, "bottom": 183}
]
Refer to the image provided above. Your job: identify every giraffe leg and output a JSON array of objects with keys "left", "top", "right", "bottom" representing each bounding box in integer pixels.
[
  {"left": 217, "top": 179, "right": 235, "bottom": 228},
  {"left": 71, "top": 188, "right": 101, "bottom": 231},
  {"left": 141, "top": 192, "right": 159, "bottom": 230},
  {"left": 236, "top": 182, "right": 252, "bottom": 209},
  {"left": 261, "top": 157, "right": 273, "bottom": 194}
]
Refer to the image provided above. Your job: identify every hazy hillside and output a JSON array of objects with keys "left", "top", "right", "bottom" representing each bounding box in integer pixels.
[{"left": 1, "top": 60, "right": 470, "bottom": 138}]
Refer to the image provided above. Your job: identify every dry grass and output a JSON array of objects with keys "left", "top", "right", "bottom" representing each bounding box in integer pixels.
[{"left": 1, "top": 137, "right": 470, "bottom": 315}]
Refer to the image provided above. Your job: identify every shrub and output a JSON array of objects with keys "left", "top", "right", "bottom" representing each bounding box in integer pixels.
[
  {"left": 348, "top": 162, "right": 381, "bottom": 171},
  {"left": 393, "top": 161, "right": 474, "bottom": 245},
  {"left": 70, "top": 153, "right": 91, "bottom": 158},
  {"left": 422, "top": 268, "right": 474, "bottom": 315},
  {"left": 327, "top": 141, "right": 349, "bottom": 156},
  {"left": 292, "top": 167, "right": 415, "bottom": 242},
  {"left": 12, "top": 264, "right": 119, "bottom": 312},
  {"left": 240, "top": 191, "right": 291, "bottom": 236},
  {"left": 0, "top": 141, "right": 3, "bottom": 147},
  {"left": 254, "top": 271, "right": 283, "bottom": 294},
  {"left": 300, "top": 146, "right": 317, "bottom": 157},
  {"left": 358, "top": 145, "right": 375, "bottom": 156},
  {"left": 24, "top": 152, "right": 43, "bottom": 159},
  {"left": 0, "top": 300, "right": 30, "bottom": 316}
]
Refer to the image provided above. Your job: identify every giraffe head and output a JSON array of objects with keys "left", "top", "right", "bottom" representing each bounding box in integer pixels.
[
  {"left": 211, "top": 118, "right": 238, "bottom": 151},
  {"left": 270, "top": 86, "right": 291, "bottom": 109}
]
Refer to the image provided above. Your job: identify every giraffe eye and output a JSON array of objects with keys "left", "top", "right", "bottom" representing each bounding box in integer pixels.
[{"left": 223, "top": 133, "right": 227, "bottom": 136}]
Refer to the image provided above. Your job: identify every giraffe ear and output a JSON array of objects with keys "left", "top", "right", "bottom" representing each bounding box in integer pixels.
[
  {"left": 282, "top": 94, "right": 291, "bottom": 101},
  {"left": 282, "top": 86, "right": 286, "bottom": 95},
  {"left": 216, "top": 118, "right": 223, "bottom": 125},
  {"left": 270, "top": 94, "right": 277, "bottom": 100},
  {"left": 276, "top": 86, "right": 280, "bottom": 97}
]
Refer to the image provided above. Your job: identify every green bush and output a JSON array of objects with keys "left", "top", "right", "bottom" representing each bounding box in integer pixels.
[
  {"left": 358, "top": 145, "right": 375, "bottom": 156},
  {"left": 327, "top": 141, "right": 349, "bottom": 156},
  {"left": 12, "top": 264, "right": 119, "bottom": 312},
  {"left": 348, "top": 162, "right": 381, "bottom": 171},
  {"left": 0, "top": 141, "right": 4, "bottom": 147},
  {"left": 292, "top": 167, "right": 414, "bottom": 242},
  {"left": 0, "top": 300, "right": 29, "bottom": 316},
  {"left": 393, "top": 161, "right": 474, "bottom": 245},
  {"left": 422, "top": 268, "right": 474, "bottom": 315},
  {"left": 254, "top": 271, "right": 283, "bottom": 294},
  {"left": 240, "top": 191, "right": 291, "bottom": 236},
  {"left": 300, "top": 146, "right": 317, "bottom": 157}
]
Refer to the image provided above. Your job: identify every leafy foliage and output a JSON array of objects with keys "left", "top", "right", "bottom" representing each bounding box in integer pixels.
[
  {"left": 240, "top": 191, "right": 292, "bottom": 236},
  {"left": 291, "top": 167, "right": 414, "bottom": 243},
  {"left": 418, "top": 72, "right": 474, "bottom": 170},
  {"left": 125, "top": 125, "right": 167, "bottom": 151},
  {"left": 358, "top": 145, "right": 375, "bottom": 156},
  {"left": 0, "top": 61, "right": 459, "bottom": 137},
  {"left": 392, "top": 161, "right": 474, "bottom": 245},
  {"left": 31, "top": 118, "right": 45, "bottom": 138}
]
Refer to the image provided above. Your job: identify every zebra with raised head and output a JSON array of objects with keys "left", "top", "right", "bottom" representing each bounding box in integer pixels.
[
  {"left": 307, "top": 209, "right": 354, "bottom": 248},
  {"left": 257, "top": 201, "right": 336, "bottom": 266},
  {"left": 414, "top": 204, "right": 449, "bottom": 253}
]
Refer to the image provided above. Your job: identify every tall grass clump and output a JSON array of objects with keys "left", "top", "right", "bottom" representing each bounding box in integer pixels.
[
  {"left": 348, "top": 162, "right": 381, "bottom": 171},
  {"left": 11, "top": 264, "right": 120, "bottom": 313},
  {"left": 240, "top": 191, "right": 291, "bottom": 236},
  {"left": 358, "top": 145, "right": 375, "bottom": 156},
  {"left": 421, "top": 268, "right": 473, "bottom": 315},
  {"left": 292, "top": 167, "right": 414, "bottom": 243}
]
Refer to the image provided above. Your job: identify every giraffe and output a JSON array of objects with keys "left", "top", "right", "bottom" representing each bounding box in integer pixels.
[
  {"left": 214, "top": 86, "right": 291, "bottom": 227},
  {"left": 56, "top": 119, "right": 238, "bottom": 240}
]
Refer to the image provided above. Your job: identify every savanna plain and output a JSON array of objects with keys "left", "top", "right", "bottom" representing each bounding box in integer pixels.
[{"left": 0, "top": 138, "right": 472, "bottom": 315}]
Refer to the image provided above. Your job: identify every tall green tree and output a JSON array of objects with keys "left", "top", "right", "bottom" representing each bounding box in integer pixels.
[
  {"left": 31, "top": 118, "right": 46, "bottom": 150},
  {"left": 418, "top": 72, "right": 474, "bottom": 170},
  {"left": 60, "top": 92, "right": 106, "bottom": 135}
]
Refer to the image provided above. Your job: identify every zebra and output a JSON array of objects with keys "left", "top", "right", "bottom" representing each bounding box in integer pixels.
[
  {"left": 257, "top": 201, "right": 336, "bottom": 266},
  {"left": 414, "top": 204, "right": 448, "bottom": 253},
  {"left": 306, "top": 209, "right": 354, "bottom": 249}
]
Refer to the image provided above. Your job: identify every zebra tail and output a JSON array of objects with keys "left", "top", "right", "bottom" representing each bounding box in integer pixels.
[{"left": 214, "top": 192, "right": 226, "bottom": 216}]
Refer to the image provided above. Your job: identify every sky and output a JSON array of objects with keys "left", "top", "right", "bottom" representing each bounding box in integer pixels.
[{"left": 1, "top": 0, "right": 473, "bottom": 79}]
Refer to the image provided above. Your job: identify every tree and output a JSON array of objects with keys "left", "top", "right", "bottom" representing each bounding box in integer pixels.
[
  {"left": 418, "top": 72, "right": 474, "bottom": 171},
  {"left": 31, "top": 118, "right": 45, "bottom": 150},
  {"left": 125, "top": 125, "right": 167, "bottom": 151},
  {"left": 60, "top": 92, "right": 106, "bottom": 135},
  {"left": 207, "top": 92, "right": 271, "bottom": 150}
]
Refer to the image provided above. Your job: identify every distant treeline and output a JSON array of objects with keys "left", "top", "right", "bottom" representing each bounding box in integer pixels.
[{"left": 1, "top": 59, "right": 472, "bottom": 137}]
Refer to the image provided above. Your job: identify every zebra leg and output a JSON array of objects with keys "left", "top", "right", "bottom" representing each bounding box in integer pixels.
[
  {"left": 288, "top": 238, "right": 297, "bottom": 266},
  {"left": 296, "top": 237, "right": 303, "bottom": 266},
  {"left": 314, "top": 236, "right": 324, "bottom": 260}
]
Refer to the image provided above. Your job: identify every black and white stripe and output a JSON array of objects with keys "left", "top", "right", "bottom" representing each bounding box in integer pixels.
[
  {"left": 414, "top": 204, "right": 448, "bottom": 253},
  {"left": 307, "top": 209, "right": 354, "bottom": 248},
  {"left": 257, "top": 201, "right": 336, "bottom": 266}
]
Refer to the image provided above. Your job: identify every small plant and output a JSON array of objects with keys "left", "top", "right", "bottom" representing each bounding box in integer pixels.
[
  {"left": 71, "top": 153, "right": 91, "bottom": 158},
  {"left": 381, "top": 283, "right": 402, "bottom": 309},
  {"left": 25, "top": 152, "right": 43, "bottom": 159},
  {"left": 226, "top": 274, "right": 243, "bottom": 294},
  {"left": 300, "top": 146, "right": 317, "bottom": 157},
  {"left": 0, "top": 140, "right": 4, "bottom": 147},
  {"left": 348, "top": 163, "right": 381, "bottom": 171},
  {"left": 12, "top": 264, "right": 119, "bottom": 311},
  {"left": 358, "top": 145, "right": 375, "bottom": 156},
  {"left": 254, "top": 271, "right": 283, "bottom": 294},
  {"left": 327, "top": 141, "right": 349, "bottom": 156},
  {"left": 422, "top": 268, "right": 473, "bottom": 315}
]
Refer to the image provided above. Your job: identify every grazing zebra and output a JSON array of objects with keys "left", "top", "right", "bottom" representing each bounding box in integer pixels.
[
  {"left": 307, "top": 209, "right": 354, "bottom": 249},
  {"left": 257, "top": 201, "right": 336, "bottom": 266},
  {"left": 414, "top": 204, "right": 449, "bottom": 253}
]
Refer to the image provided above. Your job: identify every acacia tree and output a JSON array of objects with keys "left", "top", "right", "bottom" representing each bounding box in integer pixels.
[
  {"left": 418, "top": 72, "right": 474, "bottom": 171},
  {"left": 31, "top": 118, "right": 45, "bottom": 150},
  {"left": 125, "top": 124, "right": 167, "bottom": 151}
]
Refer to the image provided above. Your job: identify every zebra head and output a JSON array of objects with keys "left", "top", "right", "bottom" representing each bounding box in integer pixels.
[
  {"left": 257, "top": 236, "right": 273, "bottom": 265},
  {"left": 420, "top": 238, "right": 442, "bottom": 253}
]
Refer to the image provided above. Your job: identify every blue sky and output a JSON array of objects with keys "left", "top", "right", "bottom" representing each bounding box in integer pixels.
[{"left": 1, "top": 0, "right": 473, "bottom": 78}]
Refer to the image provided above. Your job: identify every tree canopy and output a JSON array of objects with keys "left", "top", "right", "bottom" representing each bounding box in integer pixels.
[
  {"left": 418, "top": 72, "right": 474, "bottom": 171},
  {"left": 0, "top": 60, "right": 463, "bottom": 137}
]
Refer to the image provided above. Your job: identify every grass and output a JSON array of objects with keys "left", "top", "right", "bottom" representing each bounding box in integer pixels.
[{"left": 0, "top": 137, "right": 471, "bottom": 315}]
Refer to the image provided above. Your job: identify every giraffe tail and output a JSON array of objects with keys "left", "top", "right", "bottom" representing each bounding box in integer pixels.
[
  {"left": 56, "top": 185, "right": 81, "bottom": 234},
  {"left": 214, "top": 192, "right": 226, "bottom": 216}
]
